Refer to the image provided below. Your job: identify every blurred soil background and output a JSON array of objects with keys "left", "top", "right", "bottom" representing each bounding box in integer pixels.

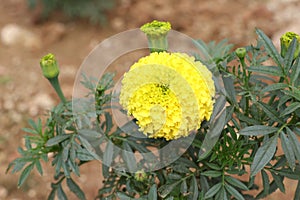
[{"left": 0, "top": 0, "right": 300, "bottom": 199}]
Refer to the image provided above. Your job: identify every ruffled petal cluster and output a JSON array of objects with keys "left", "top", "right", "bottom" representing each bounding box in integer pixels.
[{"left": 119, "top": 52, "right": 215, "bottom": 140}]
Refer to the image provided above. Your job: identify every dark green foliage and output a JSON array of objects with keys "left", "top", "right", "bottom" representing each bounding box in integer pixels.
[{"left": 27, "top": 0, "right": 115, "bottom": 24}]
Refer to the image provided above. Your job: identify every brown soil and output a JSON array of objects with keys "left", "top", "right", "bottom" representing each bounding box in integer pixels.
[{"left": 0, "top": 0, "right": 299, "bottom": 199}]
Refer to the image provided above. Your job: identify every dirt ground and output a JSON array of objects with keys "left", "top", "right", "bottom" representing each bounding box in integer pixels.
[{"left": 1, "top": 0, "right": 300, "bottom": 199}]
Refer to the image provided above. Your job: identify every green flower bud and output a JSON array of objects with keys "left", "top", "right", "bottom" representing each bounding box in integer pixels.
[
  {"left": 235, "top": 47, "right": 247, "bottom": 60},
  {"left": 134, "top": 170, "right": 147, "bottom": 182},
  {"left": 40, "top": 53, "right": 60, "bottom": 79},
  {"left": 140, "top": 20, "right": 171, "bottom": 52},
  {"left": 280, "top": 31, "right": 300, "bottom": 59}
]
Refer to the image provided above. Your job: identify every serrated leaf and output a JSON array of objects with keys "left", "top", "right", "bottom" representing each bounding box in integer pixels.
[
  {"left": 35, "top": 160, "right": 43, "bottom": 176},
  {"left": 250, "top": 135, "right": 278, "bottom": 176},
  {"left": 280, "top": 132, "right": 296, "bottom": 169},
  {"left": 57, "top": 184, "right": 68, "bottom": 200},
  {"left": 291, "top": 57, "right": 300, "bottom": 86},
  {"left": 283, "top": 88, "right": 300, "bottom": 101},
  {"left": 46, "top": 134, "right": 70, "bottom": 147},
  {"left": 215, "top": 186, "right": 228, "bottom": 200},
  {"left": 225, "top": 184, "right": 245, "bottom": 200},
  {"left": 78, "top": 129, "right": 102, "bottom": 139},
  {"left": 122, "top": 142, "right": 137, "bottom": 172},
  {"left": 77, "top": 135, "right": 100, "bottom": 160},
  {"left": 261, "top": 170, "right": 270, "bottom": 195},
  {"left": 239, "top": 125, "right": 278, "bottom": 136},
  {"left": 180, "top": 180, "right": 188, "bottom": 195},
  {"left": 66, "top": 178, "right": 86, "bottom": 200},
  {"left": 248, "top": 66, "right": 283, "bottom": 77},
  {"left": 188, "top": 176, "right": 198, "bottom": 200},
  {"left": 158, "top": 180, "right": 181, "bottom": 198},
  {"left": 258, "top": 102, "right": 284, "bottom": 124},
  {"left": 280, "top": 102, "right": 300, "bottom": 117},
  {"left": 201, "top": 170, "right": 222, "bottom": 178},
  {"left": 148, "top": 184, "right": 157, "bottom": 200},
  {"left": 204, "top": 183, "right": 222, "bottom": 199},
  {"left": 224, "top": 176, "right": 248, "bottom": 191},
  {"left": 286, "top": 127, "right": 300, "bottom": 161},
  {"left": 270, "top": 172, "right": 285, "bottom": 193},
  {"left": 103, "top": 141, "right": 114, "bottom": 167},
  {"left": 18, "top": 163, "right": 34, "bottom": 187},
  {"left": 255, "top": 28, "right": 284, "bottom": 69},
  {"left": 261, "top": 83, "right": 288, "bottom": 94},
  {"left": 222, "top": 73, "right": 237, "bottom": 105}
]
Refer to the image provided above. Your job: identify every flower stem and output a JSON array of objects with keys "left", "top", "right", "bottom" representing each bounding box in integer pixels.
[{"left": 48, "top": 77, "right": 67, "bottom": 104}]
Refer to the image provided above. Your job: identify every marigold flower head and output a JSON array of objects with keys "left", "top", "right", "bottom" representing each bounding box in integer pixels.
[{"left": 120, "top": 52, "right": 215, "bottom": 140}]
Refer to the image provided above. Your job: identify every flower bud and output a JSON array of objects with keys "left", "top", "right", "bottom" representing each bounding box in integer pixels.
[
  {"left": 235, "top": 47, "right": 247, "bottom": 60},
  {"left": 280, "top": 31, "right": 300, "bottom": 59},
  {"left": 40, "top": 53, "right": 60, "bottom": 79},
  {"left": 134, "top": 170, "right": 147, "bottom": 182},
  {"left": 140, "top": 20, "right": 171, "bottom": 52}
]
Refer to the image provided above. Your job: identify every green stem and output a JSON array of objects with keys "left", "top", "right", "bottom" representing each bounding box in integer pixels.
[{"left": 48, "top": 77, "right": 67, "bottom": 104}]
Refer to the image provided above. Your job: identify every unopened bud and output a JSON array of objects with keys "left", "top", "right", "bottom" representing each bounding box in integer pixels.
[
  {"left": 40, "top": 53, "right": 60, "bottom": 79},
  {"left": 235, "top": 47, "right": 247, "bottom": 60},
  {"left": 280, "top": 31, "right": 300, "bottom": 59},
  {"left": 134, "top": 170, "right": 147, "bottom": 182}
]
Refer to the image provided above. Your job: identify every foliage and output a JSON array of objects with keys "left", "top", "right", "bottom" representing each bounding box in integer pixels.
[
  {"left": 7, "top": 29, "right": 300, "bottom": 200},
  {"left": 27, "top": 0, "right": 115, "bottom": 24}
]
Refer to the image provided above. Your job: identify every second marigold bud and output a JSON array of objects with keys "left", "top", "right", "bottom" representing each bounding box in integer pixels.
[
  {"left": 280, "top": 31, "right": 300, "bottom": 59},
  {"left": 235, "top": 47, "right": 247, "bottom": 60},
  {"left": 40, "top": 53, "right": 60, "bottom": 79}
]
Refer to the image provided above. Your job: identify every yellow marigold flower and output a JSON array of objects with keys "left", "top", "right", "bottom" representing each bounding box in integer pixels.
[{"left": 119, "top": 52, "right": 215, "bottom": 140}]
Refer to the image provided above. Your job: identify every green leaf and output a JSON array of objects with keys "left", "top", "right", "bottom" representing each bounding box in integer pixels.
[
  {"left": 270, "top": 172, "right": 285, "bottom": 193},
  {"left": 280, "top": 132, "right": 296, "bottom": 169},
  {"left": 180, "top": 180, "right": 188, "bottom": 195},
  {"left": 66, "top": 178, "right": 86, "bottom": 200},
  {"left": 201, "top": 170, "right": 222, "bottom": 178},
  {"left": 204, "top": 183, "right": 222, "bottom": 199},
  {"left": 35, "top": 160, "right": 43, "bottom": 176},
  {"left": 116, "top": 192, "right": 133, "bottom": 200},
  {"left": 261, "top": 83, "right": 288, "bottom": 94},
  {"left": 255, "top": 28, "right": 284, "bottom": 69},
  {"left": 122, "top": 142, "right": 137, "bottom": 172},
  {"left": 224, "top": 176, "right": 248, "bottom": 191},
  {"left": 103, "top": 141, "right": 114, "bottom": 167},
  {"left": 225, "top": 184, "right": 245, "bottom": 200},
  {"left": 248, "top": 66, "right": 283, "bottom": 77},
  {"left": 78, "top": 129, "right": 102, "bottom": 139},
  {"left": 273, "top": 168, "right": 300, "bottom": 180},
  {"left": 57, "top": 184, "right": 68, "bottom": 200},
  {"left": 258, "top": 102, "right": 284, "bottom": 124},
  {"left": 215, "top": 186, "right": 228, "bottom": 200},
  {"left": 222, "top": 73, "right": 237, "bottom": 105},
  {"left": 284, "top": 37, "right": 298, "bottom": 72},
  {"left": 77, "top": 135, "right": 100, "bottom": 160},
  {"left": 17, "top": 163, "right": 34, "bottom": 187},
  {"left": 158, "top": 180, "right": 181, "bottom": 198},
  {"left": 286, "top": 127, "right": 300, "bottom": 161},
  {"left": 283, "top": 88, "right": 300, "bottom": 101},
  {"left": 148, "top": 184, "right": 157, "bottom": 200},
  {"left": 46, "top": 134, "right": 70, "bottom": 147},
  {"left": 261, "top": 170, "right": 270, "bottom": 195},
  {"left": 251, "top": 135, "right": 278, "bottom": 176},
  {"left": 280, "top": 102, "right": 300, "bottom": 117},
  {"left": 291, "top": 57, "right": 300, "bottom": 86},
  {"left": 188, "top": 176, "right": 198, "bottom": 200},
  {"left": 239, "top": 125, "right": 278, "bottom": 136}
]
